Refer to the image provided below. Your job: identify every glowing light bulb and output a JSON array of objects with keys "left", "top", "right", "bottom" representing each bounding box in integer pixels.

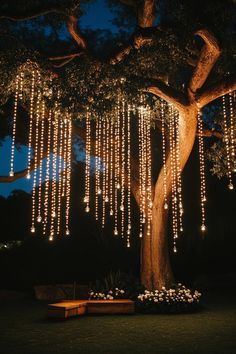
[
  {"left": 139, "top": 232, "right": 143, "bottom": 238},
  {"left": 116, "top": 183, "right": 120, "bottom": 189},
  {"left": 37, "top": 216, "right": 42, "bottom": 223},
  {"left": 30, "top": 226, "right": 35, "bottom": 233},
  {"left": 173, "top": 246, "right": 177, "bottom": 253},
  {"left": 110, "top": 210, "right": 114, "bottom": 216},
  {"left": 97, "top": 188, "right": 102, "bottom": 195},
  {"left": 85, "top": 205, "right": 90, "bottom": 213},
  {"left": 228, "top": 183, "right": 234, "bottom": 190},
  {"left": 201, "top": 225, "right": 206, "bottom": 232},
  {"left": 66, "top": 229, "right": 70, "bottom": 236},
  {"left": 9, "top": 171, "right": 14, "bottom": 177},
  {"left": 164, "top": 203, "right": 168, "bottom": 210},
  {"left": 26, "top": 173, "right": 30, "bottom": 180},
  {"left": 114, "top": 228, "right": 118, "bottom": 236},
  {"left": 105, "top": 196, "right": 109, "bottom": 203}
]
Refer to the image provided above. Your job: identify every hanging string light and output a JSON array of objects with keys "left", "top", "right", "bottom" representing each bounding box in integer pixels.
[
  {"left": 109, "top": 118, "right": 114, "bottom": 217},
  {"left": 65, "top": 117, "right": 72, "bottom": 236},
  {"left": 222, "top": 95, "right": 233, "bottom": 190},
  {"left": 105, "top": 117, "right": 110, "bottom": 205},
  {"left": 126, "top": 104, "right": 131, "bottom": 247},
  {"left": 101, "top": 117, "right": 106, "bottom": 227},
  {"left": 228, "top": 91, "right": 235, "bottom": 165},
  {"left": 84, "top": 109, "right": 91, "bottom": 213},
  {"left": 120, "top": 97, "right": 126, "bottom": 238},
  {"left": 56, "top": 119, "right": 64, "bottom": 235},
  {"left": 9, "top": 74, "right": 19, "bottom": 177},
  {"left": 197, "top": 109, "right": 207, "bottom": 232},
  {"left": 146, "top": 106, "right": 152, "bottom": 239},
  {"left": 49, "top": 93, "right": 61, "bottom": 241},
  {"left": 161, "top": 99, "right": 168, "bottom": 211},
  {"left": 43, "top": 108, "right": 52, "bottom": 236},
  {"left": 36, "top": 100, "right": 45, "bottom": 223},
  {"left": 169, "top": 104, "right": 178, "bottom": 252},
  {"left": 61, "top": 113, "right": 68, "bottom": 198},
  {"left": 138, "top": 103, "right": 146, "bottom": 238},
  {"left": 26, "top": 70, "right": 35, "bottom": 179},
  {"left": 30, "top": 73, "right": 41, "bottom": 233},
  {"left": 174, "top": 109, "right": 184, "bottom": 233},
  {"left": 95, "top": 118, "right": 99, "bottom": 220},
  {"left": 114, "top": 101, "right": 120, "bottom": 236}
]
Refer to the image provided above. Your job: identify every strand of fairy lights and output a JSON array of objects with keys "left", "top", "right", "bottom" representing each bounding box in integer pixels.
[
  {"left": 174, "top": 109, "right": 184, "bottom": 233},
  {"left": 95, "top": 118, "right": 99, "bottom": 220},
  {"left": 138, "top": 105, "right": 144, "bottom": 238},
  {"left": 169, "top": 104, "right": 178, "bottom": 252},
  {"left": 49, "top": 110, "right": 59, "bottom": 241},
  {"left": 161, "top": 100, "right": 168, "bottom": 211},
  {"left": 43, "top": 108, "right": 52, "bottom": 236},
  {"left": 9, "top": 74, "right": 19, "bottom": 177},
  {"left": 126, "top": 104, "right": 131, "bottom": 247},
  {"left": 109, "top": 118, "right": 114, "bottom": 217},
  {"left": 61, "top": 113, "right": 68, "bottom": 198},
  {"left": 65, "top": 117, "right": 72, "bottom": 236},
  {"left": 30, "top": 73, "right": 41, "bottom": 233},
  {"left": 146, "top": 106, "right": 152, "bottom": 238},
  {"left": 120, "top": 97, "right": 126, "bottom": 237},
  {"left": 114, "top": 102, "right": 120, "bottom": 236},
  {"left": 84, "top": 109, "right": 91, "bottom": 212},
  {"left": 36, "top": 100, "right": 45, "bottom": 223},
  {"left": 105, "top": 117, "right": 110, "bottom": 204},
  {"left": 26, "top": 70, "right": 35, "bottom": 179},
  {"left": 56, "top": 119, "right": 64, "bottom": 235},
  {"left": 222, "top": 95, "right": 233, "bottom": 189},
  {"left": 197, "top": 109, "right": 207, "bottom": 232},
  {"left": 229, "top": 91, "right": 235, "bottom": 168},
  {"left": 101, "top": 117, "right": 106, "bottom": 227}
]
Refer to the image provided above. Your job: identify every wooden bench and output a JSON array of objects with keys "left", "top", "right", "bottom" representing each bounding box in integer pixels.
[
  {"left": 48, "top": 299, "right": 135, "bottom": 319},
  {"left": 48, "top": 300, "right": 87, "bottom": 319}
]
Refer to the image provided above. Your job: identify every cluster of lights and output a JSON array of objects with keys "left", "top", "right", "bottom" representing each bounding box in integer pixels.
[
  {"left": 85, "top": 94, "right": 149, "bottom": 247},
  {"left": 222, "top": 94, "right": 235, "bottom": 189},
  {"left": 197, "top": 109, "right": 207, "bottom": 233},
  {"left": 9, "top": 67, "right": 72, "bottom": 240}
]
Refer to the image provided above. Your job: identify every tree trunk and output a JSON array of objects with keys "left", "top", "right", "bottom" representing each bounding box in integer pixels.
[{"left": 141, "top": 105, "right": 198, "bottom": 290}]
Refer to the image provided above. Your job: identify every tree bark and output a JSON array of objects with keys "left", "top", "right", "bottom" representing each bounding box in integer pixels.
[{"left": 141, "top": 105, "right": 198, "bottom": 290}]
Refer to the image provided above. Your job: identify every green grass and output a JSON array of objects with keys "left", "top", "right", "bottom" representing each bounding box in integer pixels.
[{"left": 0, "top": 292, "right": 235, "bottom": 354}]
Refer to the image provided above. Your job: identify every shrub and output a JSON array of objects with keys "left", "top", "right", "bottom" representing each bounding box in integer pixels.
[{"left": 136, "top": 284, "right": 202, "bottom": 314}]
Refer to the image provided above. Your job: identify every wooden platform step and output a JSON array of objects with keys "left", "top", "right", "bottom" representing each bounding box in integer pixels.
[{"left": 48, "top": 299, "right": 135, "bottom": 318}]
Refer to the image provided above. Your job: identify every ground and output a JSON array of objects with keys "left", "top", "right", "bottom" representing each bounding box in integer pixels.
[{"left": 0, "top": 291, "right": 235, "bottom": 354}]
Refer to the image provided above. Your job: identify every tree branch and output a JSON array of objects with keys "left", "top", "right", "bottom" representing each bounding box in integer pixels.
[
  {"left": 200, "top": 129, "right": 223, "bottom": 139},
  {"left": 197, "top": 76, "right": 236, "bottom": 108},
  {"left": 188, "top": 29, "right": 221, "bottom": 102},
  {"left": 146, "top": 81, "right": 187, "bottom": 110},
  {"left": 67, "top": 15, "right": 87, "bottom": 50},
  {"left": 110, "top": 0, "right": 156, "bottom": 64},
  {"left": 0, "top": 6, "right": 64, "bottom": 21}
]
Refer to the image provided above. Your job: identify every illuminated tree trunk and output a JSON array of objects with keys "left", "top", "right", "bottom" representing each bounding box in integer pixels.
[{"left": 141, "top": 105, "right": 198, "bottom": 290}]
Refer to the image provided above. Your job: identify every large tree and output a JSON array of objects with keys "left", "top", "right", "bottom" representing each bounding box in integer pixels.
[{"left": 0, "top": 0, "right": 235, "bottom": 289}]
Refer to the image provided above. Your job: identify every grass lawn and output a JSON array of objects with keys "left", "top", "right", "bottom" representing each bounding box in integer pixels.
[{"left": 0, "top": 292, "right": 235, "bottom": 354}]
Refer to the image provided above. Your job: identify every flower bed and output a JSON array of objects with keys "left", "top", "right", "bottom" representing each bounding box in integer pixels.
[
  {"left": 136, "top": 284, "right": 202, "bottom": 314},
  {"left": 89, "top": 288, "right": 126, "bottom": 300}
]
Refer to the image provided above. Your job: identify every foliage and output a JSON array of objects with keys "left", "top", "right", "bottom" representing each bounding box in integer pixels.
[
  {"left": 136, "top": 284, "right": 202, "bottom": 314},
  {"left": 89, "top": 270, "right": 145, "bottom": 299}
]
